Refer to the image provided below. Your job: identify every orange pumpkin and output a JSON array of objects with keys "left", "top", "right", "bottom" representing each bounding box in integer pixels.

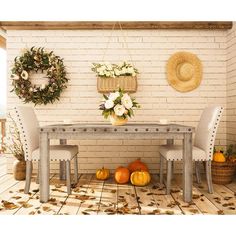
[
  {"left": 114, "top": 166, "right": 130, "bottom": 184},
  {"left": 96, "top": 167, "right": 110, "bottom": 180},
  {"left": 130, "top": 170, "right": 151, "bottom": 186},
  {"left": 128, "top": 159, "right": 149, "bottom": 173},
  {"left": 213, "top": 151, "right": 226, "bottom": 163}
]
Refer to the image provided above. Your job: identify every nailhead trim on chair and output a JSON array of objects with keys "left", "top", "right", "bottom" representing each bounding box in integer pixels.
[
  {"left": 207, "top": 107, "right": 224, "bottom": 160},
  {"left": 15, "top": 107, "right": 30, "bottom": 161},
  {"left": 161, "top": 106, "right": 224, "bottom": 162}
]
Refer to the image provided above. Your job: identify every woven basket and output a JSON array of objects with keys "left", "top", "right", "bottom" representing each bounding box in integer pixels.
[
  {"left": 211, "top": 161, "right": 236, "bottom": 184},
  {"left": 97, "top": 76, "right": 137, "bottom": 93}
]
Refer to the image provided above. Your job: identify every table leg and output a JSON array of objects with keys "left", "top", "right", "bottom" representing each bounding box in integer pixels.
[
  {"left": 40, "top": 132, "right": 50, "bottom": 203},
  {"left": 167, "top": 139, "right": 174, "bottom": 179},
  {"left": 182, "top": 133, "right": 193, "bottom": 202},
  {"left": 60, "top": 139, "right": 67, "bottom": 180}
]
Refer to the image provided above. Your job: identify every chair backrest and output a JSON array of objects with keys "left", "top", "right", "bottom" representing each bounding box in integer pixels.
[
  {"left": 194, "top": 105, "right": 223, "bottom": 160},
  {"left": 14, "top": 106, "right": 39, "bottom": 161}
]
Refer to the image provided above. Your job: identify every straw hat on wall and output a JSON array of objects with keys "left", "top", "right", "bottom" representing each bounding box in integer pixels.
[{"left": 166, "top": 51, "right": 202, "bottom": 92}]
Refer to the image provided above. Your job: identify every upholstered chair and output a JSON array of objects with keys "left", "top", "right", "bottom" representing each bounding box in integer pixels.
[
  {"left": 159, "top": 106, "right": 224, "bottom": 194},
  {"left": 14, "top": 106, "right": 79, "bottom": 194}
]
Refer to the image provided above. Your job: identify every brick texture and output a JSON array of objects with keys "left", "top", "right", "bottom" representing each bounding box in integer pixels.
[
  {"left": 6, "top": 28, "right": 228, "bottom": 173},
  {"left": 227, "top": 24, "right": 236, "bottom": 145}
]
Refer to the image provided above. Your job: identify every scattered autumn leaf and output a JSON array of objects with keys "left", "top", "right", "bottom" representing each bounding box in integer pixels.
[
  {"left": 189, "top": 209, "right": 199, "bottom": 214},
  {"left": 1, "top": 200, "right": 19, "bottom": 210},
  {"left": 217, "top": 210, "right": 224, "bottom": 215},
  {"left": 42, "top": 206, "right": 51, "bottom": 212},
  {"left": 12, "top": 196, "right": 21, "bottom": 200}
]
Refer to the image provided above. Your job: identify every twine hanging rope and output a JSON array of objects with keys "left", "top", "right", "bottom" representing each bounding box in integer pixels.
[{"left": 101, "top": 21, "right": 135, "bottom": 65}]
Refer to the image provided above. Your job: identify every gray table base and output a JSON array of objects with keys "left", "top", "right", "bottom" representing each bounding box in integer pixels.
[{"left": 39, "top": 123, "right": 194, "bottom": 203}]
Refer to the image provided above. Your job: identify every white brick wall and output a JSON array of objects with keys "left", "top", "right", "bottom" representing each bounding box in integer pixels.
[
  {"left": 227, "top": 23, "right": 236, "bottom": 145},
  {"left": 6, "top": 28, "right": 228, "bottom": 173}
]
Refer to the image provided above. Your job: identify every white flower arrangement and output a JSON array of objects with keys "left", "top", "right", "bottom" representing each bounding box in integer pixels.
[
  {"left": 92, "top": 61, "right": 138, "bottom": 78},
  {"left": 99, "top": 88, "right": 140, "bottom": 120}
]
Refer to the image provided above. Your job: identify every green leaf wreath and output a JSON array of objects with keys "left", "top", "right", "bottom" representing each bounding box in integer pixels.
[{"left": 11, "top": 47, "right": 68, "bottom": 105}]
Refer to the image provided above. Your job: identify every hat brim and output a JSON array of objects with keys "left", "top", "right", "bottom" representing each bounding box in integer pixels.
[{"left": 166, "top": 51, "right": 202, "bottom": 92}]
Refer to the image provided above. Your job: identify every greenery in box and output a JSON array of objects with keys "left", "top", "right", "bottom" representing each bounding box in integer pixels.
[{"left": 92, "top": 61, "right": 138, "bottom": 78}]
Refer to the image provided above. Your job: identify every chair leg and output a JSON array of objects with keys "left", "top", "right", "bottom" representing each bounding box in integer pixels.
[
  {"left": 166, "top": 161, "right": 172, "bottom": 195},
  {"left": 66, "top": 160, "right": 71, "bottom": 195},
  {"left": 160, "top": 155, "right": 164, "bottom": 185},
  {"left": 195, "top": 161, "right": 201, "bottom": 184},
  {"left": 24, "top": 161, "right": 32, "bottom": 194},
  {"left": 36, "top": 161, "right": 40, "bottom": 184},
  {"left": 205, "top": 161, "right": 213, "bottom": 194},
  {"left": 74, "top": 155, "right": 78, "bottom": 183},
  {"left": 171, "top": 161, "right": 174, "bottom": 180}
]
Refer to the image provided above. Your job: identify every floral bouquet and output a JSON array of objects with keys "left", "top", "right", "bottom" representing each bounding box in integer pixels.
[
  {"left": 99, "top": 88, "right": 140, "bottom": 125},
  {"left": 92, "top": 61, "right": 138, "bottom": 78}
]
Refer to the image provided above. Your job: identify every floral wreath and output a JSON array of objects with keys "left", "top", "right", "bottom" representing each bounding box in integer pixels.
[{"left": 11, "top": 47, "right": 68, "bottom": 105}]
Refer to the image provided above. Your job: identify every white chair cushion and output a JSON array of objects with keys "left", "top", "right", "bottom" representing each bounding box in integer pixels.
[
  {"left": 32, "top": 145, "right": 78, "bottom": 161},
  {"left": 159, "top": 145, "right": 207, "bottom": 161}
]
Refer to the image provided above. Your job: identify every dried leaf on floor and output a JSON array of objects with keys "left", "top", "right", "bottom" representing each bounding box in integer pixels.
[
  {"left": 217, "top": 210, "right": 224, "bottom": 215},
  {"left": 42, "top": 206, "right": 51, "bottom": 212},
  {"left": 110, "top": 190, "right": 116, "bottom": 193},
  {"left": 171, "top": 189, "right": 180, "bottom": 193},
  {"left": 222, "top": 202, "right": 234, "bottom": 207},
  {"left": 12, "top": 196, "right": 21, "bottom": 200},
  {"left": 82, "top": 211, "right": 90, "bottom": 215},
  {"left": 165, "top": 210, "right": 175, "bottom": 215},
  {"left": 193, "top": 194, "right": 200, "bottom": 199},
  {"left": 32, "top": 189, "right": 39, "bottom": 193},
  {"left": 75, "top": 195, "right": 90, "bottom": 201},
  {"left": 48, "top": 198, "right": 56, "bottom": 202},
  {"left": 148, "top": 209, "right": 161, "bottom": 215},
  {"left": 224, "top": 196, "right": 232, "bottom": 201},
  {"left": 189, "top": 209, "right": 199, "bottom": 214},
  {"left": 140, "top": 189, "right": 148, "bottom": 192},
  {"left": 229, "top": 207, "right": 235, "bottom": 210},
  {"left": 1, "top": 200, "right": 19, "bottom": 210},
  {"left": 167, "top": 201, "right": 177, "bottom": 208},
  {"left": 21, "top": 203, "right": 33, "bottom": 208},
  {"left": 28, "top": 211, "right": 36, "bottom": 215}
]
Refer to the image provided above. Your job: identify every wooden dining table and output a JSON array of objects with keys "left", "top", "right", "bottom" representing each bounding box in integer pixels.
[{"left": 39, "top": 123, "right": 194, "bottom": 203}]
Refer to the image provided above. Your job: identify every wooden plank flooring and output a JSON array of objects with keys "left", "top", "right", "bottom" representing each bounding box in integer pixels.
[
  {"left": 0, "top": 171, "right": 235, "bottom": 215},
  {"left": 0, "top": 157, "right": 236, "bottom": 215}
]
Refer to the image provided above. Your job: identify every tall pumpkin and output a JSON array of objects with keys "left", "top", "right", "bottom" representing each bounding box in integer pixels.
[
  {"left": 128, "top": 159, "right": 149, "bottom": 173},
  {"left": 114, "top": 166, "right": 130, "bottom": 184}
]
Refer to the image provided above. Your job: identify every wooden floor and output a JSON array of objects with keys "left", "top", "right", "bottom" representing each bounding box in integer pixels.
[{"left": 0, "top": 158, "right": 236, "bottom": 215}]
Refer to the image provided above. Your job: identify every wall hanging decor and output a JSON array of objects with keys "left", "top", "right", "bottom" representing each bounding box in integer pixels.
[
  {"left": 11, "top": 47, "right": 68, "bottom": 105},
  {"left": 166, "top": 51, "right": 202, "bottom": 92},
  {"left": 99, "top": 88, "right": 140, "bottom": 126},
  {"left": 92, "top": 22, "right": 138, "bottom": 93}
]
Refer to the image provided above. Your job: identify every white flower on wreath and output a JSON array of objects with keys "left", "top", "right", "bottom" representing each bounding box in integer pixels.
[
  {"left": 121, "top": 94, "right": 133, "bottom": 109},
  {"left": 41, "top": 84, "right": 46, "bottom": 90},
  {"left": 11, "top": 74, "right": 19, "bottom": 80},
  {"left": 114, "top": 104, "right": 126, "bottom": 116},
  {"left": 105, "top": 99, "right": 114, "bottom": 109},
  {"left": 21, "top": 70, "right": 28, "bottom": 80},
  {"left": 109, "top": 91, "right": 120, "bottom": 101}
]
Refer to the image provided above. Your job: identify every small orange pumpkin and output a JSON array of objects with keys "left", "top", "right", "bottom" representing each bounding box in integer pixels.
[
  {"left": 213, "top": 151, "right": 226, "bottom": 163},
  {"left": 128, "top": 159, "right": 149, "bottom": 173},
  {"left": 130, "top": 170, "right": 151, "bottom": 186},
  {"left": 96, "top": 167, "right": 110, "bottom": 180},
  {"left": 114, "top": 166, "right": 130, "bottom": 184}
]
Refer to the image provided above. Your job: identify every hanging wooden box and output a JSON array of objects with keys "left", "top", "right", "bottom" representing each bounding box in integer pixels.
[{"left": 97, "top": 76, "right": 137, "bottom": 93}]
